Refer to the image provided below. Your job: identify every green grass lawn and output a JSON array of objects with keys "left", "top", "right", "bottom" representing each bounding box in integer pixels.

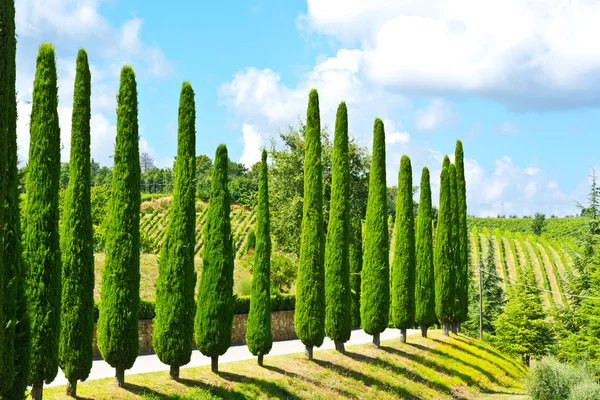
[{"left": 43, "top": 332, "right": 527, "bottom": 399}]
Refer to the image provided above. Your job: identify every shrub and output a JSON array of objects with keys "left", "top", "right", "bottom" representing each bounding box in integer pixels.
[
  {"left": 527, "top": 356, "right": 593, "bottom": 400},
  {"left": 569, "top": 381, "right": 600, "bottom": 400}
]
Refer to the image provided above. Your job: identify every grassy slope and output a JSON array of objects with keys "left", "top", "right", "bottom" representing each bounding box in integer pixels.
[{"left": 44, "top": 332, "right": 526, "bottom": 400}]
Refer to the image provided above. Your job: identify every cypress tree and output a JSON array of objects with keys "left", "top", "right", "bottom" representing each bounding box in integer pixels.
[
  {"left": 448, "top": 163, "right": 459, "bottom": 334},
  {"left": 390, "top": 155, "right": 416, "bottom": 343},
  {"left": 349, "top": 214, "right": 363, "bottom": 328},
  {"left": 0, "top": 0, "right": 16, "bottom": 393},
  {"left": 324, "top": 102, "right": 351, "bottom": 352},
  {"left": 246, "top": 150, "right": 272, "bottom": 366},
  {"left": 435, "top": 157, "right": 454, "bottom": 336},
  {"left": 455, "top": 141, "right": 469, "bottom": 328},
  {"left": 360, "top": 118, "right": 389, "bottom": 348},
  {"left": 24, "top": 43, "right": 62, "bottom": 400},
  {"left": 153, "top": 82, "right": 196, "bottom": 380},
  {"left": 414, "top": 167, "right": 436, "bottom": 337},
  {"left": 97, "top": 66, "right": 141, "bottom": 387},
  {"left": 195, "top": 144, "right": 234, "bottom": 373},
  {"left": 294, "top": 89, "right": 325, "bottom": 360},
  {"left": 59, "top": 49, "right": 94, "bottom": 398}
]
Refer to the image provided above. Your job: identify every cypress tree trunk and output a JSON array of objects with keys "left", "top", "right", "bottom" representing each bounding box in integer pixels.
[
  {"left": 195, "top": 145, "right": 234, "bottom": 369},
  {"left": 349, "top": 215, "right": 363, "bottom": 329},
  {"left": 373, "top": 332, "right": 381, "bottom": 348},
  {"left": 304, "top": 345, "right": 313, "bottom": 360},
  {"left": 97, "top": 66, "right": 141, "bottom": 385},
  {"left": 455, "top": 141, "right": 469, "bottom": 324},
  {"left": 246, "top": 150, "right": 273, "bottom": 362},
  {"left": 211, "top": 356, "right": 219, "bottom": 373},
  {"left": 169, "top": 366, "right": 179, "bottom": 380},
  {"left": 415, "top": 167, "right": 436, "bottom": 337},
  {"left": 153, "top": 82, "right": 197, "bottom": 374},
  {"left": 295, "top": 89, "right": 325, "bottom": 358},
  {"left": 0, "top": 0, "right": 17, "bottom": 393},
  {"left": 59, "top": 48, "right": 94, "bottom": 393},
  {"left": 435, "top": 157, "right": 454, "bottom": 332},
  {"left": 115, "top": 368, "right": 125, "bottom": 387},
  {"left": 390, "top": 155, "right": 416, "bottom": 341},
  {"left": 31, "top": 382, "right": 43, "bottom": 400},
  {"left": 325, "top": 102, "right": 351, "bottom": 350},
  {"left": 361, "top": 118, "right": 389, "bottom": 341},
  {"left": 258, "top": 355, "right": 264, "bottom": 367},
  {"left": 66, "top": 380, "right": 76, "bottom": 398},
  {"left": 24, "top": 43, "right": 62, "bottom": 398}
]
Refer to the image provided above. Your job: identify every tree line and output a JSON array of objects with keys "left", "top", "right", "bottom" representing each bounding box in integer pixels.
[{"left": 0, "top": 10, "right": 467, "bottom": 400}]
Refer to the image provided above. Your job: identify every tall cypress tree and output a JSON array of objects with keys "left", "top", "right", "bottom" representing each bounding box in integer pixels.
[
  {"left": 455, "top": 141, "right": 469, "bottom": 328},
  {"left": 360, "top": 118, "right": 389, "bottom": 348},
  {"left": 153, "top": 82, "right": 196, "bottom": 379},
  {"left": 325, "top": 102, "right": 351, "bottom": 352},
  {"left": 0, "top": 0, "right": 16, "bottom": 393},
  {"left": 24, "top": 43, "right": 62, "bottom": 400},
  {"left": 59, "top": 48, "right": 94, "bottom": 398},
  {"left": 3, "top": 6, "right": 29, "bottom": 395},
  {"left": 294, "top": 89, "right": 325, "bottom": 360},
  {"left": 246, "top": 150, "right": 272, "bottom": 366},
  {"left": 414, "top": 167, "right": 436, "bottom": 337},
  {"left": 349, "top": 214, "right": 363, "bottom": 328},
  {"left": 390, "top": 155, "right": 416, "bottom": 343},
  {"left": 448, "top": 163, "right": 459, "bottom": 334},
  {"left": 97, "top": 66, "right": 141, "bottom": 387},
  {"left": 435, "top": 157, "right": 454, "bottom": 336},
  {"left": 195, "top": 144, "right": 234, "bottom": 373}
]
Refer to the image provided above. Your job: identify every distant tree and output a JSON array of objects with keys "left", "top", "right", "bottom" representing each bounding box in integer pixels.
[
  {"left": 153, "top": 82, "right": 196, "bottom": 380},
  {"left": 295, "top": 89, "right": 325, "bottom": 360},
  {"left": 361, "top": 118, "right": 389, "bottom": 348},
  {"left": 532, "top": 213, "right": 547, "bottom": 236},
  {"left": 324, "top": 102, "right": 351, "bottom": 352},
  {"left": 60, "top": 162, "right": 70, "bottom": 189},
  {"left": 349, "top": 214, "right": 363, "bottom": 328},
  {"left": 59, "top": 48, "right": 94, "bottom": 398},
  {"left": 246, "top": 150, "right": 272, "bottom": 366},
  {"left": 435, "top": 157, "right": 454, "bottom": 336},
  {"left": 415, "top": 167, "right": 436, "bottom": 338},
  {"left": 24, "top": 43, "right": 62, "bottom": 400},
  {"left": 97, "top": 66, "right": 141, "bottom": 387},
  {"left": 576, "top": 169, "right": 600, "bottom": 219},
  {"left": 195, "top": 144, "right": 234, "bottom": 373},
  {"left": 140, "top": 152, "right": 155, "bottom": 173},
  {"left": 390, "top": 155, "right": 416, "bottom": 343}
]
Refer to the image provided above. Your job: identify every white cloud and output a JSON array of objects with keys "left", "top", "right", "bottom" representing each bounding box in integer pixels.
[
  {"left": 524, "top": 167, "right": 541, "bottom": 176},
  {"left": 303, "top": 0, "right": 600, "bottom": 109},
  {"left": 383, "top": 119, "right": 410, "bottom": 145},
  {"left": 415, "top": 98, "right": 456, "bottom": 131},
  {"left": 497, "top": 121, "right": 519, "bottom": 135},
  {"left": 240, "top": 124, "right": 263, "bottom": 168}
]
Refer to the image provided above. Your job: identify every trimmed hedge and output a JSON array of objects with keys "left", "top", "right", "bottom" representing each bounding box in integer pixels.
[{"left": 93, "top": 295, "right": 296, "bottom": 322}]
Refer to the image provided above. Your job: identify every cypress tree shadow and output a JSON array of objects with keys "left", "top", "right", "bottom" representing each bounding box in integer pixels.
[
  {"left": 452, "top": 336, "right": 525, "bottom": 371},
  {"left": 217, "top": 371, "right": 301, "bottom": 399}
]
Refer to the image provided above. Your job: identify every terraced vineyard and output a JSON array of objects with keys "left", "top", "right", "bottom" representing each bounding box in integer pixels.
[{"left": 468, "top": 222, "right": 578, "bottom": 310}]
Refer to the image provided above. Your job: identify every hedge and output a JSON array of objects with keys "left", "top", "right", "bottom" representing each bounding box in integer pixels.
[{"left": 93, "top": 294, "right": 296, "bottom": 322}]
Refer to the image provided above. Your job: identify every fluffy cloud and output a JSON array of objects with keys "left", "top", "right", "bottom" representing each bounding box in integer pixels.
[
  {"left": 15, "top": 0, "right": 173, "bottom": 166},
  {"left": 415, "top": 98, "right": 456, "bottom": 131},
  {"left": 303, "top": 0, "right": 600, "bottom": 110},
  {"left": 240, "top": 124, "right": 263, "bottom": 168}
]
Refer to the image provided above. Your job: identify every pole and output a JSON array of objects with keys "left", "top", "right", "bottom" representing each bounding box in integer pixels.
[{"left": 479, "top": 265, "right": 483, "bottom": 341}]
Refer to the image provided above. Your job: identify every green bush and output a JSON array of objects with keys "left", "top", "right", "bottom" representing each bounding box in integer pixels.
[
  {"left": 527, "top": 357, "right": 593, "bottom": 400},
  {"left": 569, "top": 381, "right": 600, "bottom": 400}
]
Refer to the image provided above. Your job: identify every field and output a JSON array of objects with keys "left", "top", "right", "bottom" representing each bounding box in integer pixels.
[{"left": 43, "top": 332, "right": 527, "bottom": 400}]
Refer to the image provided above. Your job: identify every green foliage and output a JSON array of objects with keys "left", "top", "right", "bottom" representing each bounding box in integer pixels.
[
  {"left": 360, "top": 118, "right": 390, "bottom": 335},
  {"left": 468, "top": 216, "right": 588, "bottom": 242},
  {"left": 455, "top": 141, "right": 469, "bottom": 323},
  {"left": 390, "top": 155, "right": 416, "bottom": 329},
  {"left": 97, "top": 66, "right": 141, "bottom": 372},
  {"left": 242, "top": 229, "right": 256, "bottom": 254},
  {"left": 195, "top": 144, "right": 234, "bottom": 357},
  {"left": 295, "top": 89, "right": 326, "bottom": 347},
  {"left": 526, "top": 356, "right": 596, "bottom": 400},
  {"left": 153, "top": 82, "right": 197, "bottom": 369},
  {"left": 24, "top": 43, "right": 62, "bottom": 385},
  {"left": 0, "top": 0, "right": 17, "bottom": 393},
  {"left": 246, "top": 150, "right": 273, "bottom": 357},
  {"left": 434, "top": 160, "right": 454, "bottom": 324},
  {"left": 569, "top": 381, "right": 600, "bottom": 400},
  {"left": 349, "top": 215, "right": 363, "bottom": 328},
  {"left": 324, "top": 102, "right": 351, "bottom": 343},
  {"left": 448, "top": 163, "right": 459, "bottom": 322},
  {"left": 59, "top": 48, "right": 95, "bottom": 384},
  {"left": 532, "top": 212, "right": 548, "bottom": 236},
  {"left": 415, "top": 167, "right": 436, "bottom": 328}
]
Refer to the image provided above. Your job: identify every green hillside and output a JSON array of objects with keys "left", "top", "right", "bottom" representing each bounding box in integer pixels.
[{"left": 44, "top": 332, "right": 527, "bottom": 400}]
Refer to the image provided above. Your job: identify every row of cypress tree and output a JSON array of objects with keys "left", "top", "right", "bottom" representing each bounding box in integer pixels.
[{"left": 294, "top": 88, "right": 469, "bottom": 357}]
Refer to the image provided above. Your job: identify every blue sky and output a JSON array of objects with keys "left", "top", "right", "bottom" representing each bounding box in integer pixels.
[{"left": 15, "top": 0, "right": 600, "bottom": 217}]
